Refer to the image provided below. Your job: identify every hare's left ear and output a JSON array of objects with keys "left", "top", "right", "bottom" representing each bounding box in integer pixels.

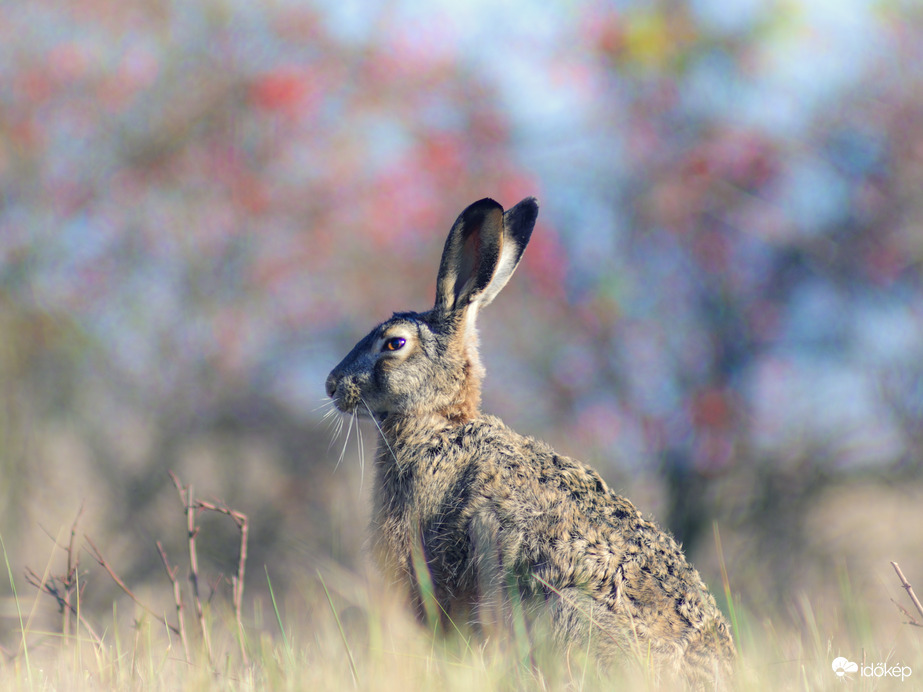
[{"left": 434, "top": 197, "right": 538, "bottom": 314}]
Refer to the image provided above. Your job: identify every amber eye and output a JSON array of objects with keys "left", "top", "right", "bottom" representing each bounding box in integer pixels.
[{"left": 382, "top": 336, "right": 406, "bottom": 352}]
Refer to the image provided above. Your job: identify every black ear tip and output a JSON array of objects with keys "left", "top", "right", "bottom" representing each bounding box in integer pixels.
[
  {"left": 518, "top": 196, "right": 539, "bottom": 217},
  {"left": 464, "top": 198, "right": 504, "bottom": 218},
  {"left": 505, "top": 196, "right": 539, "bottom": 233}
]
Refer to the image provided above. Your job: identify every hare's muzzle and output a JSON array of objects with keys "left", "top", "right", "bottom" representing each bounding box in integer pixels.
[{"left": 325, "top": 370, "right": 360, "bottom": 414}]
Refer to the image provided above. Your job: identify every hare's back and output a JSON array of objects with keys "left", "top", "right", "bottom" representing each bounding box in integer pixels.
[{"left": 474, "top": 416, "right": 723, "bottom": 622}]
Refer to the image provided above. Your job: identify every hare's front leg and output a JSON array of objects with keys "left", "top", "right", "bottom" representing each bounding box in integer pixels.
[{"left": 465, "top": 510, "right": 538, "bottom": 643}]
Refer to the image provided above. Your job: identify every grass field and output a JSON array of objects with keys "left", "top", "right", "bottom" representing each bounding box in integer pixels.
[{"left": 2, "top": 517, "right": 921, "bottom": 692}]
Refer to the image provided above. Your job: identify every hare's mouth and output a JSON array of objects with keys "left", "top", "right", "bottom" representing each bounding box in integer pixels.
[
  {"left": 349, "top": 404, "right": 377, "bottom": 419},
  {"left": 330, "top": 394, "right": 379, "bottom": 420},
  {"left": 330, "top": 397, "right": 358, "bottom": 416}
]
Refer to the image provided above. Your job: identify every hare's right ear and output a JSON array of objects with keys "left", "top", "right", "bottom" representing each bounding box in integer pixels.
[{"left": 434, "top": 197, "right": 538, "bottom": 315}]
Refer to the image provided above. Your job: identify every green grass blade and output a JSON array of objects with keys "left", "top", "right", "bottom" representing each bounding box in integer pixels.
[
  {"left": 410, "top": 537, "right": 440, "bottom": 630},
  {"left": 317, "top": 569, "right": 360, "bottom": 688},
  {"left": 713, "top": 521, "right": 741, "bottom": 652},
  {"left": 264, "top": 566, "right": 290, "bottom": 654},
  {"left": 1, "top": 530, "right": 33, "bottom": 689}
]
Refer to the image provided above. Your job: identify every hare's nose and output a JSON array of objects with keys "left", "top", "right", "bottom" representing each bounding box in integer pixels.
[{"left": 325, "top": 375, "right": 337, "bottom": 398}]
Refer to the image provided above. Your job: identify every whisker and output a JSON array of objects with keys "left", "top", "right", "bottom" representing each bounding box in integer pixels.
[
  {"left": 357, "top": 418, "right": 366, "bottom": 493},
  {"left": 312, "top": 398, "right": 337, "bottom": 414},
  {"left": 325, "top": 417, "right": 338, "bottom": 435},
  {"left": 335, "top": 413, "right": 354, "bottom": 471},
  {"left": 326, "top": 413, "right": 344, "bottom": 452},
  {"left": 322, "top": 403, "right": 344, "bottom": 450},
  {"left": 362, "top": 399, "right": 398, "bottom": 467},
  {"left": 320, "top": 405, "right": 340, "bottom": 431}
]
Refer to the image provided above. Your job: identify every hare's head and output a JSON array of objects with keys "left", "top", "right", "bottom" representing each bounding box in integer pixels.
[{"left": 326, "top": 197, "right": 538, "bottom": 424}]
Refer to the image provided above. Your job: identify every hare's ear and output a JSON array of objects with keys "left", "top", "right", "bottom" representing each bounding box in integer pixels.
[{"left": 434, "top": 197, "right": 538, "bottom": 314}]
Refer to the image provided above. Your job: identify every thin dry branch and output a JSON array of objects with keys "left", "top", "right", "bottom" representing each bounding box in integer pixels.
[
  {"left": 34, "top": 506, "right": 86, "bottom": 638},
  {"left": 891, "top": 598, "right": 923, "bottom": 628},
  {"left": 232, "top": 512, "right": 249, "bottom": 665},
  {"left": 169, "top": 472, "right": 214, "bottom": 663},
  {"left": 195, "top": 496, "right": 249, "bottom": 664},
  {"left": 62, "top": 504, "right": 84, "bottom": 637},
  {"left": 26, "top": 476, "right": 249, "bottom": 671},
  {"left": 85, "top": 536, "right": 180, "bottom": 636},
  {"left": 24, "top": 568, "right": 103, "bottom": 645},
  {"left": 156, "top": 540, "right": 190, "bottom": 661},
  {"left": 207, "top": 574, "right": 224, "bottom": 604},
  {"left": 891, "top": 562, "right": 923, "bottom": 628},
  {"left": 25, "top": 506, "right": 101, "bottom": 646}
]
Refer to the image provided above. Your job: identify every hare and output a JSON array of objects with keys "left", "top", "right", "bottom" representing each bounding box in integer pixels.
[{"left": 326, "top": 197, "right": 735, "bottom": 687}]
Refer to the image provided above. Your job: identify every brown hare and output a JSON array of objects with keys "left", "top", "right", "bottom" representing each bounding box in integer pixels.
[{"left": 326, "top": 197, "right": 735, "bottom": 687}]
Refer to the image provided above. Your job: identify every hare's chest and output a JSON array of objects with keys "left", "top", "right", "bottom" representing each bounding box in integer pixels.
[{"left": 372, "top": 446, "right": 483, "bottom": 583}]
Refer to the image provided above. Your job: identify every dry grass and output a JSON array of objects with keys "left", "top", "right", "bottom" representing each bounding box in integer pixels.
[
  {"left": 2, "top": 475, "right": 921, "bottom": 691},
  {"left": 2, "top": 570, "right": 920, "bottom": 691}
]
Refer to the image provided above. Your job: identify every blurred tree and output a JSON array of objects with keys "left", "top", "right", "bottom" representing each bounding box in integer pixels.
[
  {"left": 538, "top": 0, "right": 923, "bottom": 569},
  {"left": 0, "top": 0, "right": 548, "bottom": 610}
]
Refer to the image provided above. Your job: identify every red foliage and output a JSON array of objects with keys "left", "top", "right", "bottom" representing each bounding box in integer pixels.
[{"left": 251, "top": 68, "right": 316, "bottom": 114}]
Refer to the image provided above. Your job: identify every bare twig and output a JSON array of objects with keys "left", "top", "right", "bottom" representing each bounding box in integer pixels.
[
  {"left": 891, "top": 562, "right": 923, "bottom": 628},
  {"left": 35, "top": 506, "right": 86, "bottom": 638},
  {"left": 156, "top": 540, "right": 190, "bottom": 661},
  {"left": 195, "top": 497, "right": 249, "bottom": 664},
  {"left": 232, "top": 511, "right": 249, "bottom": 665},
  {"left": 206, "top": 574, "right": 224, "bottom": 605},
  {"left": 27, "top": 475, "right": 249, "bottom": 671},
  {"left": 891, "top": 598, "right": 923, "bottom": 628},
  {"left": 24, "top": 568, "right": 103, "bottom": 645},
  {"left": 85, "top": 536, "right": 180, "bottom": 636},
  {"left": 62, "top": 504, "right": 84, "bottom": 637},
  {"left": 169, "top": 472, "right": 213, "bottom": 663}
]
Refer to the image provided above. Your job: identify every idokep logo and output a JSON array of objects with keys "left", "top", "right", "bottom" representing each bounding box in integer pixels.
[
  {"left": 832, "top": 657, "right": 858, "bottom": 677},
  {"left": 832, "top": 656, "right": 913, "bottom": 682}
]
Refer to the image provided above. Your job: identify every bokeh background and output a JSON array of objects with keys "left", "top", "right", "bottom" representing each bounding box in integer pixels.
[{"left": 2, "top": 0, "right": 922, "bottom": 662}]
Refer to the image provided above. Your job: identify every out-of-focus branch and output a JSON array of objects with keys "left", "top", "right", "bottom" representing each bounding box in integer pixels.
[
  {"left": 156, "top": 540, "right": 190, "bottom": 661},
  {"left": 196, "top": 497, "right": 249, "bottom": 665},
  {"left": 23, "top": 568, "right": 103, "bottom": 646},
  {"left": 85, "top": 536, "right": 181, "bottom": 636},
  {"left": 169, "top": 471, "right": 214, "bottom": 664},
  {"left": 891, "top": 562, "right": 923, "bottom": 627}
]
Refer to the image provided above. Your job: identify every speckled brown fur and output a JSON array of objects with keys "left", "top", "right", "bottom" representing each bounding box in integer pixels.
[{"left": 326, "top": 198, "right": 735, "bottom": 688}]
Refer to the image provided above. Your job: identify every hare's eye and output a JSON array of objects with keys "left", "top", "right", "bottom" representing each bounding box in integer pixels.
[{"left": 382, "top": 337, "right": 406, "bottom": 352}]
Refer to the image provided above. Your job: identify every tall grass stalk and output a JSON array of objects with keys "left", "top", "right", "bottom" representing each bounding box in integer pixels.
[
  {"left": 317, "top": 569, "right": 359, "bottom": 688},
  {"left": 0, "top": 530, "right": 32, "bottom": 689},
  {"left": 264, "top": 566, "right": 294, "bottom": 669},
  {"left": 713, "top": 521, "right": 741, "bottom": 653}
]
